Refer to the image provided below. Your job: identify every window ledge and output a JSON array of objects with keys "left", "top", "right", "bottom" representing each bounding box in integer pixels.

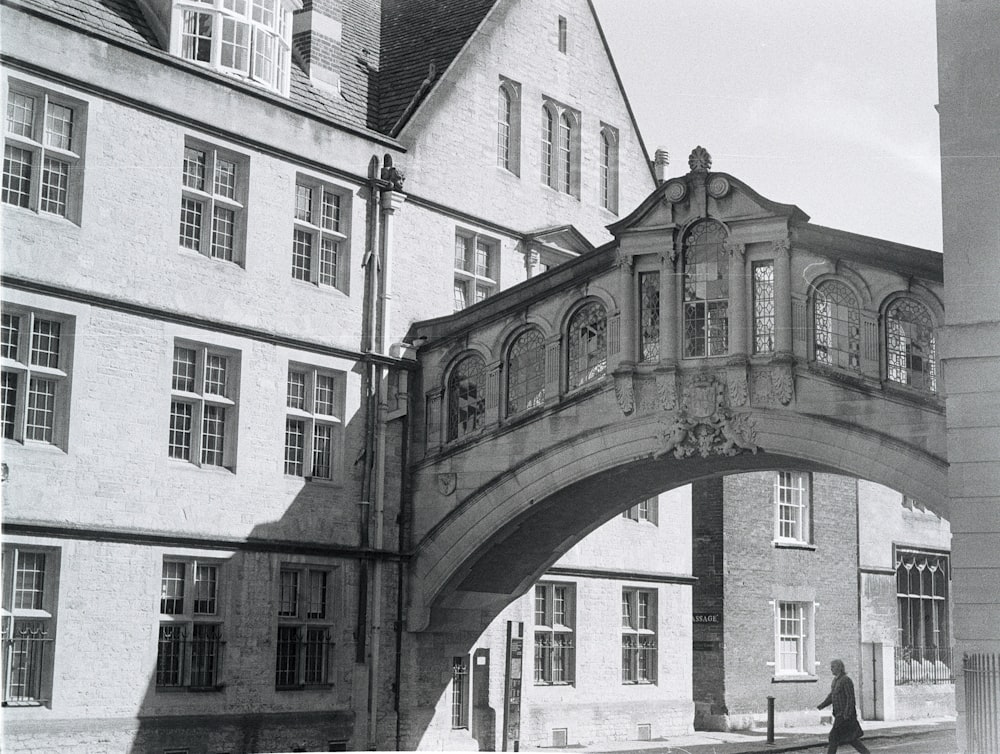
[
  {"left": 275, "top": 683, "right": 334, "bottom": 692},
  {"left": 773, "top": 541, "right": 817, "bottom": 551},
  {"left": 4, "top": 439, "right": 66, "bottom": 455},
  {"left": 771, "top": 675, "right": 818, "bottom": 684}
]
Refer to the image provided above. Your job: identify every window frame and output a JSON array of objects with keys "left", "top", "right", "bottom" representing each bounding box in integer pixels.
[
  {"left": 284, "top": 363, "right": 345, "bottom": 483},
  {"left": 3, "top": 79, "right": 87, "bottom": 223},
  {"left": 453, "top": 230, "right": 500, "bottom": 311},
  {"left": 682, "top": 220, "right": 730, "bottom": 359},
  {"left": 895, "top": 548, "right": 950, "bottom": 654},
  {"left": 621, "top": 587, "right": 657, "bottom": 684},
  {"left": 1, "top": 305, "right": 74, "bottom": 449},
  {"left": 752, "top": 260, "right": 775, "bottom": 355},
  {"left": 446, "top": 353, "right": 488, "bottom": 442},
  {"left": 505, "top": 327, "right": 546, "bottom": 417},
  {"left": 622, "top": 497, "right": 658, "bottom": 525},
  {"left": 566, "top": 300, "right": 607, "bottom": 391},
  {"left": 169, "top": 0, "right": 294, "bottom": 96},
  {"left": 291, "top": 175, "right": 350, "bottom": 293},
  {"left": 178, "top": 138, "right": 249, "bottom": 267},
  {"left": 1, "top": 545, "right": 59, "bottom": 707},
  {"left": 884, "top": 296, "right": 938, "bottom": 394},
  {"left": 773, "top": 471, "right": 811, "bottom": 545},
  {"left": 450, "top": 655, "right": 469, "bottom": 728},
  {"left": 812, "top": 279, "right": 861, "bottom": 371},
  {"left": 497, "top": 78, "right": 522, "bottom": 176},
  {"left": 599, "top": 124, "right": 619, "bottom": 214},
  {"left": 540, "top": 99, "right": 580, "bottom": 197},
  {"left": 274, "top": 563, "right": 335, "bottom": 690},
  {"left": 156, "top": 557, "right": 226, "bottom": 691},
  {"left": 773, "top": 600, "right": 815, "bottom": 678},
  {"left": 534, "top": 582, "right": 575, "bottom": 685},
  {"left": 168, "top": 340, "right": 241, "bottom": 471}
]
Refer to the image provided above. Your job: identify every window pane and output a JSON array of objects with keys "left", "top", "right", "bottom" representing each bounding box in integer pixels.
[
  {"left": 40, "top": 157, "right": 70, "bottom": 216},
  {"left": 252, "top": 27, "right": 277, "bottom": 84},
  {"left": 318, "top": 238, "right": 338, "bottom": 287},
  {"left": 886, "top": 298, "right": 937, "bottom": 392},
  {"left": 1, "top": 371, "right": 18, "bottom": 439},
  {"left": 447, "top": 356, "right": 486, "bottom": 440},
  {"left": 203, "top": 353, "right": 228, "bottom": 396},
  {"left": 753, "top": 262, "right": 775, "bottom": 354},
  {"left": 181, "top": 11, "right": 213, "bottom": 62},
  {"left": 200, "top": 405, "right": 226, "bottom": 465},
  {"left": 3, "top": 145, "right": 33, "bottom": 208},
  {"left": 214, "top": 159, "right": 237, "bottom": 200},
  {"left": 14, "top": 552, "right": 45, "bottom": 610},
  {"left": 194, "top": 565, "right": 218, "bottom": 614},
  {"left": 25, "top": 377, "right": 55, "bottom": 442},
  {"left": 497, "top": 86, "right": 511, "bottom": 170},
  {"left": 814, "top": 281, "right": 860, "bottom": 370},
  {"left": 284, "top": 418, "right": 304, "bottom": 476},
  {"left": 278, "top": 570, "right": 299, "bottom": 617},
  {"left": 534, "top": 586, "right": 547, "bottom": 626},
  {"left": 568, "top": 303, "right": 607, "bottom": 389},
  {"left": 220, "top": 17, "right": 250, "bottom": 72},
  {"left": 190, "top": 624, "right": 220, "bottom": 687},
  {"left": 211, "top": 207, "right": 236, "bottom": 260},
  {"left": 541, "top": 107, "right": 554, "bottom": 186},
  {"left": 160, "top": 561, "right": 186, "bottom": 614},
  {"left": 295, "top": 183, "right": 313, "bottom": 223},
  {"left": 320, "top": 189, "right": 340, "bottom": 232},
  {"left": 156, "top": 625, "right": 184, "bottom": 686},
  {"left": 475, "top": 239, "right": 492, "bottom": 277},
  {"left": 275, "top": 626, "right": 299, "bottom": 686},
  {"left": 506, "top": 328, "right": 545, "bottom": 415},
  {"left": 168, "top": 401, "right": 193, "bottom": 459},
  {"left": 286, "top": 370, "right": 306, "bottom": 409},
  {"left": 44, "top": 103, "right": 74, "bottom": 151},
  {"left": 683, "top": 221, "right": 729, "bottom": 358},
  {"left": 6, "top": 91, "right": 35, "bottom": 138},
  {"left": 454, "top": 236, "right": 471, "bottom": 271},
  {"left": 559, "top": 113, "right": 572, "bottom": 194},
  {"left": 172, "top": 347, "right": 197, "bottom": 392},
  {"left": 30, "top": 318, "right": 60, "bottom": 369},
  {"left": 182, "top": 147, "right": 207, "bottom": 191},
  {"left": 304, "top": 627, "right": 328, "bottom": 684},
  {"left": 640, "top": 271, "right": 660, "bottom": 362},
  {"left": 453, "top": 280, "right": 467, "bottom": 312},
  {"left": 292, "top": 229, "right": 312, "bottom": 280},
  {"left": 311, "top": 423, "right": 334, "bottom": 479},
  {"left": 179, "top": 197, "right": 204, "bottom": 250},
  {"left": 2, "top": 313, "right": 20, "bottom": 359},
  {"left": 314, "top": 374, "right": 336, "bottom": 416},
  {"left": 307, "top": 570, "right": 327, "bottom": 619}
]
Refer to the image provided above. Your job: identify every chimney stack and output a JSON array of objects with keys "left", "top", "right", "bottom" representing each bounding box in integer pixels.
[
  {"left": 292, "top": 0, "right": 343, "bottom": 94},
  {"left": 654, "top": 148, "right": 670, "bottom": 184}
]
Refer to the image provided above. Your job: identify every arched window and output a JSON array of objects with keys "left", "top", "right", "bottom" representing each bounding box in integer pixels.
[
  {"left": 498, "top": 86, "right": 512, "bottom": 171},
  {"left": 506, "top": 328, "right": 546, "bottom": 415},
  {"left": 541, "top": 106, "right": 555, "bottom": 187},
  {"left": 447, "top": 355, "right": 486, "bottom": 441},
  {"left": 682, "top": 221, "right": 728, "bottom": 358},
  {"left": 813, "top": 280, "right": 861, "bottom": 370},
  {"left": 886, "top": 298, "right": 937, "bottom": 392},
  {"left": 559, "top": 112, "right": 573, "bottom": 194},
  {"left": 567, "top": 302, "right": 607, "bottom": 389},
  {"left": 599, "top": 126, "right": 619, "bottom": 213}
]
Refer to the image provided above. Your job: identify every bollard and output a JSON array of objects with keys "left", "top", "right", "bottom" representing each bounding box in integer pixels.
[{"left": 767, "top": 696, "right": 775, "bottom": 745}]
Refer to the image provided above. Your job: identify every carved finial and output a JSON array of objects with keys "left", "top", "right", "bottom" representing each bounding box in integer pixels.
[
  {"left": 380, "top": 154, "right": 405, "bottom": 191},
  {"left": 688, "top": 146, "right": 712, "bottom": 172}
]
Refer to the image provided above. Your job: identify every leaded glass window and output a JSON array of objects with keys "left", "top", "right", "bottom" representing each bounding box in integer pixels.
[
  {"left": 447, "top": 355, "right": 486, "bottom": 440},
  {"left": 507, "top": 328, "right": 545, "bottom": 415},
  {"left": 814, "top": 281, "right": 860, "bottom": 370},
  {"left": 683, "top": 221, "right": 728, "bottom": 358},
  {"left": 639, "top": 271, "right": 660, "bottom": 362},
  {"left": 567, "top": 302, "right": 606, "bottom": 389},
  {"left": 886, "top": 298, "right": 937, "bottom": 392},
  {"left": 753, "top": 261, "right": 774, "bottom": 354}
]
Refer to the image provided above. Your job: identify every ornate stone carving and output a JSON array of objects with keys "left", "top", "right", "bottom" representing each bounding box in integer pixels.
[
  {"left": 657, "top": 372, "right": 677, "bottom": 411},
  {"left": 614, "top": 370, "right": 635, "bottom": 415},
  {"left": 437, "top": 473, "right": 457, "bottom": 496},
  {"left": 617, "top": 249, "right": 634, "bottom": 270},
  {"left": 708, "top": 175, "right": 731, "bottom": 198},
  {"left": 724, "top": 241, "right": 745, "bottom": 259},
  {"left": 728, "top": 368, "right": 749, "bottom": 407},
  {"left": 664, "top": 180, "right": 688, "bottom": 202},
  {"left": 749, "top": 365, "right": 795, "bottom": 406},
  {"left": 772, "top": 237, "right": 791, "bottom": 255},
  {"left": 380, "top": 154, "right": 405, "bottom": 191},
  {"left": 688, "top": 146, "right": 712, "bottom": 172},
  {"left": 652, "top": 373, "right": 759, "bottom": 458}
]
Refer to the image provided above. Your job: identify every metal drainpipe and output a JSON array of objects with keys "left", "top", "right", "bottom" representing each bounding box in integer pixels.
[{"left": 367, "top": 168, "right": 405, "bottom": 750}]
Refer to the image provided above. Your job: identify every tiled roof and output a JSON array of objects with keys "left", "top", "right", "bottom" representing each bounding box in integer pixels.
[
  {"left": 378, "top": 0, "right": 499, "bottom": 134},
  {"left": 14, "top": 0, "right": 160, "bottom": 47}
]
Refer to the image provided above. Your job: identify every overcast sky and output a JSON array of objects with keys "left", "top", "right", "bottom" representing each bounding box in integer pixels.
[{"left": 590, "top": 0, "right": 942, "bottom": 252}]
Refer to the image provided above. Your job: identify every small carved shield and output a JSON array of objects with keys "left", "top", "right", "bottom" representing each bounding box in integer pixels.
[
  {"left": 437, "top": 473, "right": 457, "bottom": 496},
  {"left": 686, "top": 377, "right": 722, "bottom": 421}
]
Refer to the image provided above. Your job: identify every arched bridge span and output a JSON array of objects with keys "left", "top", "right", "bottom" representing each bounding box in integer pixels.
[{"left": 406, "top": 154, "right": 946, "bottom": 632}]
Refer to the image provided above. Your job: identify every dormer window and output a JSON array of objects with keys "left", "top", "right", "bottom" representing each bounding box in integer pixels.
[{"left": 171, "top": 0, "right": 294, "bottom": 95}]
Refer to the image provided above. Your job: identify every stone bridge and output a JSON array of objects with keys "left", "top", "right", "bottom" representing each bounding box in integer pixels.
[{"left": 402, "top": 151, "right": 945, "bottom": 647}]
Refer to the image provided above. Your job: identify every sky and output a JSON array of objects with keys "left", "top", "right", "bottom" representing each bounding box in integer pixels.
[{"left": 590, "top": 0, "right": 943, "bottom": 252}]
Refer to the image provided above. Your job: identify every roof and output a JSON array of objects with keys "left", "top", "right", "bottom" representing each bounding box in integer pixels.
[{"left": 378, "top": 0, "right": 498, "bottom": 134}]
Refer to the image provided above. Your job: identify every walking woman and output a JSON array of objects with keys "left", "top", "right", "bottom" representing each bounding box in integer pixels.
[{"left": 817, "top": 659, "right": 871, "bottom": 754}]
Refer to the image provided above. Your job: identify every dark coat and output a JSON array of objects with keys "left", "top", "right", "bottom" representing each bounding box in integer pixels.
[{"left": 819, "top": 672, "right": 865, "bottom": 744}]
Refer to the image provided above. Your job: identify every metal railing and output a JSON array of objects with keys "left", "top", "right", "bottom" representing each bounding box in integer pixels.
[
  {"left": 965, "top": 653, "right": 1000, "bottom": 754},
  {"left": 895, "top": 646, "right": 954, "bottom": 685},
  {"left": 3, "top": 622, "right": 53, "bottom": 705}
]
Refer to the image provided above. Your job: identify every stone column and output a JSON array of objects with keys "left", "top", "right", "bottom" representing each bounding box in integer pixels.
[
  {"left": 425, "top": 388, "right": 444, "bottom": 454},
  {"left": 485, "top": 362, "right": 501, "bottom": 426},
  {"left": 726, "top": 241, "right": 747, "bottom": 358},
  {"left": 773, "top": 238, "right": 793, "bottom": 357},
  {"left": 544, "top": 335, "right": 561, "bottom": 403},
  {"left": 616, "top": 252, "right": 636, "bottom": 369},
  {"left": 660, "top": 239, "right": 679, "bottom": 365}
]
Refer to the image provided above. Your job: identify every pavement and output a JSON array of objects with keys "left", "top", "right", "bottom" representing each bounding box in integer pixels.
[{"left": 520, "top": 717, "right": 957, "bottom": 754}]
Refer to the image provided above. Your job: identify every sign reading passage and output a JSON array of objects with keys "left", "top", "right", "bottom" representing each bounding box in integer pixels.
[{"left": 693, "top": 612, "right": 722, "bottom": 624}]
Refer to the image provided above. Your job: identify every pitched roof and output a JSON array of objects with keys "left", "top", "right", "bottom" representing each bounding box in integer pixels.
[{"left": 378, "top": 0, "right": 499, "bottom": 135}]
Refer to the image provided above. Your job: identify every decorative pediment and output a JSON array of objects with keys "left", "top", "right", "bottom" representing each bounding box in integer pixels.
[{"left": 608, "top": 147, "right": 810, "bottom": 238}]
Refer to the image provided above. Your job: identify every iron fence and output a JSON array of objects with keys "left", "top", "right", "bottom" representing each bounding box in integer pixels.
[
  {"left": 3, "top": 621, "right": 53, "bottom": 705},
  {"left": 895, "top": 645, "right": 954, "bottom": 685},
  {"left": 965, "top": 653, "right": 1000, "bottom": 754}
]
